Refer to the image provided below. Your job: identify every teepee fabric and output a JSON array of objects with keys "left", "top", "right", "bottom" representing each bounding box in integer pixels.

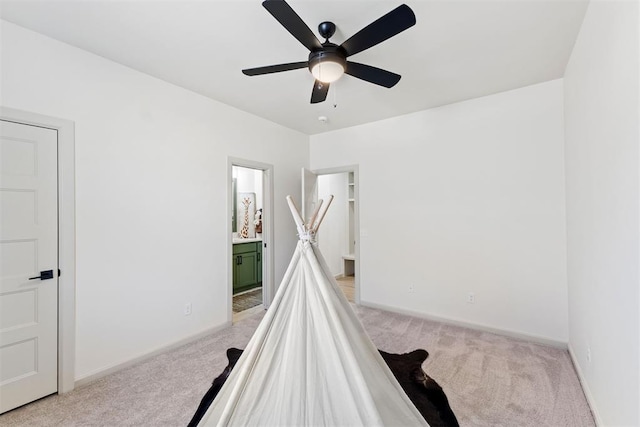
[{"left": 199, "top": 196, "right": 428, "bottom": 426}]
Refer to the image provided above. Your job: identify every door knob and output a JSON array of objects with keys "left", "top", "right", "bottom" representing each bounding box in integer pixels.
[{"left": 29, "top": 270, "right": 54, "bottom": 280}]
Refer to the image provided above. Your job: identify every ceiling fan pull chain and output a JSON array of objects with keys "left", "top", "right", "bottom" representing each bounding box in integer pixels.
[{"left": 333, "top": 84, "right": 338, "bottom": 108}]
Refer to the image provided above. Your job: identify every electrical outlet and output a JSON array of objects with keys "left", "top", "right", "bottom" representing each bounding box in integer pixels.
[
  {"left": 408, "top": 285, "right": 414, "bottom": 293},
  {"left": 467, "top": 293, "right": 475, "bottom": 304},
  {"left": 184, "top": 303, "right": 192, "bottom": 316}
]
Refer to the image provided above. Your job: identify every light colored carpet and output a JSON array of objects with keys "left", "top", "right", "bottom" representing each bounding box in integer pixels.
[{"left": 0, "top": 305, "right": 594, "bottom": 426}]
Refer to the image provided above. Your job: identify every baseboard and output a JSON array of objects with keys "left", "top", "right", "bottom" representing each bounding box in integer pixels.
[
  {"left": 74, "top": 321, "right": 232, "bottom": 388},
  {"left": 568, "top": 343, "right": 603, "bottom": 426},
  {"left": 359, "top": 300, "right": 568, "bottom": 349}
]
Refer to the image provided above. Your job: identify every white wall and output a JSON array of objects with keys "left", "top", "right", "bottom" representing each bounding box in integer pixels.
[
  {"left": 317, "top": 173, "right": 349, "bottom": 276},
  {"left": 311, "top": 80, "right": 568, "bottom": 343},
  {"left": 563, "top": 1, "right": 640, "bottom": 425},
  {"left": 1, "top": 21, "right": 308, "bottom": 380}
]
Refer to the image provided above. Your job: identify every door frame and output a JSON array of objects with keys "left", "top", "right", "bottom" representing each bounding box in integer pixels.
[
  {"left": 312, "top": 165, "right": 360, "bottom": 304},
  {"left": 228, "top": 157, "right": 274, "bottom": 322},
  {"left": 0, "top": 107, "right": 76, "bottom": 393}
]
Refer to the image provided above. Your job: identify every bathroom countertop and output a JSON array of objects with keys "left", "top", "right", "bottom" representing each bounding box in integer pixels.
[{"left": 233, "top": 237, "right": 262, "bottom": 244}]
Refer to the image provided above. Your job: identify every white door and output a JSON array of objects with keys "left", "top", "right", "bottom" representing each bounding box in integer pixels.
[
  {"left": 0, "top": 120, "right": 58, "bottom": 413},
  {"left": 301, "top": 168, "right": 318, "bottom": 224}
]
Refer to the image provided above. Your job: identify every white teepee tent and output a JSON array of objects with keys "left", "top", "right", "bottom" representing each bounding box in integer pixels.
[{"left": 199, "top": 196, "right": 428, "bottom": 426}]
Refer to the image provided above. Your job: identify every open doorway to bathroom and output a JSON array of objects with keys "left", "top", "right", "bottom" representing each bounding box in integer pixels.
[{"left": 230, "top": 163, "right": 271, "bottom": 322}]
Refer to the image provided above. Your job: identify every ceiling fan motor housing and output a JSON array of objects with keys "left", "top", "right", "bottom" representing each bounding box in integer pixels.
[{"left": 308, "top": 43, "right": 347, "bottom": 74}]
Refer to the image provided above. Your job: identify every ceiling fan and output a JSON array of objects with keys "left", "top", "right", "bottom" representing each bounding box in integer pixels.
[{"left": 242, "top": 0, "right": 416, "bottom": 104}]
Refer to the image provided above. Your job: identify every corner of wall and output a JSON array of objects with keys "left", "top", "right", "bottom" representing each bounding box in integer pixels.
[{"left": 567, "top": 343, "right": 602, "bottom": 426}]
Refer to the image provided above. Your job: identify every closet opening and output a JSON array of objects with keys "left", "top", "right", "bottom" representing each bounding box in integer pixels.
[{"left": 303, "top": 166, "right": 359, "bottom": 304}]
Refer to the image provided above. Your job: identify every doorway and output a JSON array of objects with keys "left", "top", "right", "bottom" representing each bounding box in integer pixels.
[
  {"left": 0, "top": 109, "right": 76, "bottom": 412},
  {"left": 302, "top": 166, "right": 359, "bottom": 304},
  {"left": 228, "top": 159, "right": 273, "bottom": 323},
  {"left": 0, "top": 120, "right": 58, "bottom": 413}
]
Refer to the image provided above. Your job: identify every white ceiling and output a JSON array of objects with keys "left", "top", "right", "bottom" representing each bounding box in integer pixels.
[{"left": 0, "top": 0, "right": 588, "bottom": 135}]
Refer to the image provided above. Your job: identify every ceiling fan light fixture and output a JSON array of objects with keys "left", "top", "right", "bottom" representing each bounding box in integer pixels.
[
  {"left": 311, "top": 60, "right": 344, "bottom": 83},
  {"left": 308, "top": 46, "right": 347, "bottom": 84}
]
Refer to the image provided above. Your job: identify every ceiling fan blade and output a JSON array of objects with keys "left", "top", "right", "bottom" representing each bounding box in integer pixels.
[
  {"left": 310, "top": 80, "right": 329, "bottom": 104},
  {"left": 263, "top": 0, "right": 323, "bottom": 52},
  {"left": 345, "top": 62, "right": 401, "bottom": 88},
  {"left": 340, "top": 4, "right": 416, "bottom": 57},
  {"left": 242, "top": 61, "right": 308, "bottom": 76}
]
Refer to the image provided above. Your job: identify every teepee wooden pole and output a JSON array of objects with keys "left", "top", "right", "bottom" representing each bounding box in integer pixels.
[
  {"left": 312, "top": 195, "right": 334, "bottom": 232},
  {"left": 286, "top": 195, "right": 305, "bottom": 233},
  {"left": 307, "top": 199, "right": 324, "bottom": 232}
]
